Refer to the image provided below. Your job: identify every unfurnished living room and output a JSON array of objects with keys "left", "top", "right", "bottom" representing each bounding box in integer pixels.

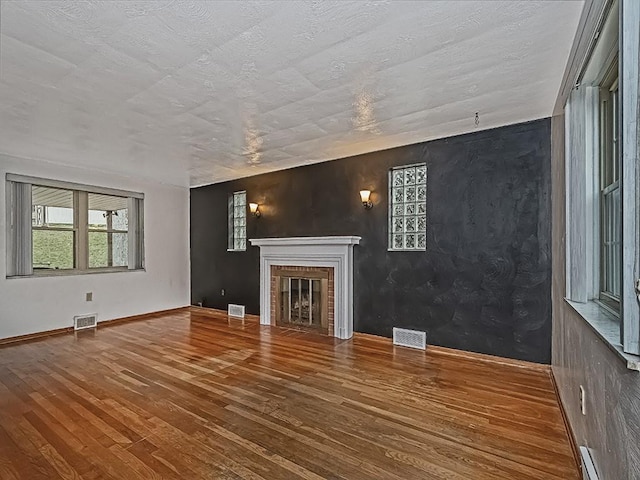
[{"left": 0, "top": 0, "right": 639, "bottom": 479}]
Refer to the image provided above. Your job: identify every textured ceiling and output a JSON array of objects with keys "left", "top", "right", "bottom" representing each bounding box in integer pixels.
[{"left": 0, "top": 1, "right": 584, "bottom": 187}]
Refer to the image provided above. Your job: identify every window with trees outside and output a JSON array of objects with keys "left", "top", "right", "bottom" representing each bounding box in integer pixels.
[{"left": 6, "top": 175, "right": 144, "bottom": 277}]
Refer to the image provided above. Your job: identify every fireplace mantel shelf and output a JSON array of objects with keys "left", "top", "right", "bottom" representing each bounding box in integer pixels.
[
  {"left": 250, "top": 236, "right": 361, "bottom": 247},
  {"left": 250, "top": 236, "right": 361, "bottom": 339}
]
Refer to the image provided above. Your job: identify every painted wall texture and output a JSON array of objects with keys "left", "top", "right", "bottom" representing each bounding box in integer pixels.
[
  {"left": 551, "top": 113, "right": 640, "bottom": 479},
  {"left": 191, "top": 119, "right": 552, "bottom": 363}
]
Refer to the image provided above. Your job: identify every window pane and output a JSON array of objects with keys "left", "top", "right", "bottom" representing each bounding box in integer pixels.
[
  {"left": 88, "top": 193, "right": 128, "bottom": 231},
  {"left": 111, "top": 233, "right": 128, "bottom": 266},
  {"left": 405, "top": 234, "right": 416, "bottom": 249},
  {"left": 228, "top": 195, "right": 235, "bottom": 250},
  {"left": 234, "top": 191, "right": 246, "bottom": 206},
  {"left": 404, "top": 167, "right": 416, "bottom": 185},
  {"left": 599, "top": 68, "right": 620, "bottom": 309},
  {"left": 611, "top": 87, "right": 619, "bottom": 182},
  {"left": 32, "top": 186, "right": 73, "bottom": 227},
  {"left": 602, "top": 186, "right": 621, "bottom": 297},
  {"left": 32, "top": 186, "right": 75, "bottom": 270},
  {"left": 392, "top": 170, "right": 404, "bottom": 187},
  {"left": 32, "top": 230, "right": 75, "bottom": 270},
  {"left": 89, "top": 232, "right": 128, "bottom": 268},
  {"left": 392, "top": 188, "right": 404, "bottom": 204},
  {"left": 88, "top": 232, "right": 107, "bottom": 268}
]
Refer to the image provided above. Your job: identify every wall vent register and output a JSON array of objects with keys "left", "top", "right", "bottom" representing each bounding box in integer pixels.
[
  {"left": 74, "top": 314, "right": 97, "bottom": 331},
  {"left": 389, "top": 163, "right": 427, "bottom": 251},
  {"left": 393, "top": 327, "right": 427, "bottom": 350},
  {"left": 227, "top": 304, "right": 245, "bottom": 318}
]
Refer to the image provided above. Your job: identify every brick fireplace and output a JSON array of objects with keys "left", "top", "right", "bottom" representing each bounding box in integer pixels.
[{"left": 249, "top": 236, "right": 361, "bottom": 339}]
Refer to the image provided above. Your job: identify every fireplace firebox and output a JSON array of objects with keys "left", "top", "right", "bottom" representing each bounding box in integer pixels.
[{"left": 271, "top": 266, "right": 332, "bottom": 335}]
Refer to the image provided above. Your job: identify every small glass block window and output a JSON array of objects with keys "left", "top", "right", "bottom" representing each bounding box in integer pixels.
[
  {"left": 228, "top": 191, "right": 247, "bottom": 251},
  {"left": 389, "top": 163, "right": 427, "bottom": 251}
]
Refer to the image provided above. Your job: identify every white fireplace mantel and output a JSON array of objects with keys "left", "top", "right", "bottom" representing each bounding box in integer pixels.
[{"left": 250, "top": 236, "right": 361, "bottom": 339}]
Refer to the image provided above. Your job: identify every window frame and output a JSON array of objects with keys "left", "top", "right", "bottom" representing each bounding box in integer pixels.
[
  {"left": 227, "top": 190, "right": 247, "bottom": 252},
  {"left": 31, "top": 185, "right": 78, "bottom": 271},
  {"left": 388, "top": 162, "right": 427, "bottom": 252},
  {"left": 6, "top": 174, "right": 145, "bottom": 278},
  {"left": 598, "top": 61, "right": 621, "bottom": 312}
]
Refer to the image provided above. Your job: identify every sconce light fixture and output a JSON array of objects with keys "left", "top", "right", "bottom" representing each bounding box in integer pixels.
[
  {"left": 249, "top": 202, "right": 261, "bottom": 218},
  {"left": 359, "top": 190, "right": 373, "bottom": 210}
]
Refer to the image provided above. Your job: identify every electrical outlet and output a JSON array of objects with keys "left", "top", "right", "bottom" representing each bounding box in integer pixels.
[
  {"left": 221, "top": 289, "right": 225, "bottom": 296},
  {"left": 579, "top": 385, "right": 586, "bottom": 415},
  {"left": 86, "top": 292, "right": 93, "bottom": 302}
]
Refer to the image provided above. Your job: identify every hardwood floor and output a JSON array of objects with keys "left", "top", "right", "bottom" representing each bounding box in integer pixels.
[{"left": 0, "top": 310, "right": 578, "bottom": 479}]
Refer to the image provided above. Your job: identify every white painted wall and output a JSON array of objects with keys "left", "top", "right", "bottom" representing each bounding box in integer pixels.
[{"left": 0, "top": 153, "right": 190, "bottom": 340}]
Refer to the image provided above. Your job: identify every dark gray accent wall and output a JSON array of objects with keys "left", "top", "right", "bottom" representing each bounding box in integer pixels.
[{"left": 191, "top": 119, "right": 552, "bottom": 363}]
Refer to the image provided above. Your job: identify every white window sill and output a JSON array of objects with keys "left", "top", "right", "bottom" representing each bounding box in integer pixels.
[
  {"left": 7, "top": 268, "right": 145, "bottom": 279},
  {"left": 565, "top": 298, "right": 640, "bottom": 371}
]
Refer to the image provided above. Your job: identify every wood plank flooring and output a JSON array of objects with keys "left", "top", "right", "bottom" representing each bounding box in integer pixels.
[{"left": 0, "top": 310, "right": 579, "bottom": 479}]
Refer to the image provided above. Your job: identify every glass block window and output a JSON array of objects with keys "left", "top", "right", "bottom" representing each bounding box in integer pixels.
[
  {"left": 389, "top": 163, "right": 427, "bottom": 251},
  {"left": 228, "top": 191, "right": 247, "bottom": 251}
]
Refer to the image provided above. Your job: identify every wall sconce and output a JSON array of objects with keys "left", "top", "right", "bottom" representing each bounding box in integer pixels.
[
  {"left": 359, "top": 190, "right": 373, "bottom": 210},
  {"left": 249, "top": 202, "right": 261, "bottom": 217}
]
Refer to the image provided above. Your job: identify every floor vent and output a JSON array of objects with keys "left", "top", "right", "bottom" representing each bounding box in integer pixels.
[
  {"left": 580, "top": 446, "right": 599, "bottom": 480},
  {"left": 74, "top": 314, "right": 97, "bottom": 331},
  {"left": 393, "top": 327, "right": 426, "bottom": 350},
  {"left": 228, "top": 304, "right": 245, "bottom": 318}
]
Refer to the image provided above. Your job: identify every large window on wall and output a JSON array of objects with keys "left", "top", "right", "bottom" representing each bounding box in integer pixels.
[
  {"left": 564, "top": 0, "right": 640, "bottom": 357},
  {"left": 228, "top": 190, "right": 247, "bottom": 251},
  {"left": 6, "top": 175, "right": 144, "bottom": 277},
  {"left": 599, "top": 61, "right": 621, "bottom": 312},
  {"left": 388, "top": 163, "right": 427, "bottom": 251}
]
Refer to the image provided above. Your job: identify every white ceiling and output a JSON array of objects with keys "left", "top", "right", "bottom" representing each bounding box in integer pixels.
[{"left": 0, "top": 0, "right": 584, "bottom": 188}]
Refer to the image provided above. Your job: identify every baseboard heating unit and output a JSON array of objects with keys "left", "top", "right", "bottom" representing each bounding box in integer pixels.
[{"left": 580, "top": 446, "right": 599, "bottom": 480}]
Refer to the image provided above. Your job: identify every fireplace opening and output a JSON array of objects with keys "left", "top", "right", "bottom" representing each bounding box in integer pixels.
[
  {"left": 272, "top": 267, "right": 331, "bottom": 334},
  {"left": 281, "top": 277, "right": 322, "bottom": 326}
]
